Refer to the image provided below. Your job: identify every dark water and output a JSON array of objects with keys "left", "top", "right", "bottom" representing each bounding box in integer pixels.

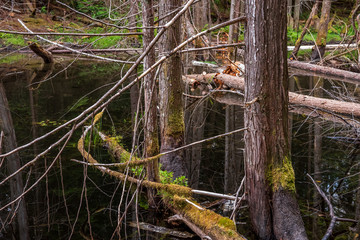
[{"left": 0, "top": 55, "right": 359, "bottom": 239}]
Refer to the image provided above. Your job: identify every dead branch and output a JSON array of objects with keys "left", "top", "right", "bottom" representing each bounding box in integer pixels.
[
  {"left": 288, "top": 60, "right": 360, "bottom": 83},
  {"left": 18, "top": 19, "right": 136, "bottom": 64},
  {"left": 55, "top": 0, "right": 157, "bottom": 30},
  {"left": 307, "top": 174, "right": 359, "bottom": 240},
  {"left": 0, "top": 29, "right": 143, "bottom": 36},
  {"left": 184, "top": 73, "right": 360, "bottom": 117}
]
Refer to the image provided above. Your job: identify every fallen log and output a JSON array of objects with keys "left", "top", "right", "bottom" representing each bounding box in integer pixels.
[
  {"left": 183, "top": 73, "right": 360, "bottom": 117},
  {"left": 28, "top": 42, "right": 54, "bottom": 63},
  {"left": 77, "top": 115, "right": 247, "bottom": 240},
  {"left": 288, "top": 60, "right": 360, "bottom": 84}
]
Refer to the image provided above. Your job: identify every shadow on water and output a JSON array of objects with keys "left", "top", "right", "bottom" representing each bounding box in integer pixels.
[{"left": 0, "top": 54, "right": 359, "bottom": 239}]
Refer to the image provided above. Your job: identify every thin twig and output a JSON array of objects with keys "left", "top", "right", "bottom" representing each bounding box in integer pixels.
[
  {"left": 0, "top": 29, "right": 142, "bottom": 36},
  {"left": 18, "top": 19, "right": 136, "bottom": 64}
]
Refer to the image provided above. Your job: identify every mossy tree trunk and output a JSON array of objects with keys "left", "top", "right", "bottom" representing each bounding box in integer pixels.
[
  {"left": 311, "top": 0, "right": 332, "bottom": 61},
  {"left": 159, "top": 0, "right": 187, "bottom": 178},
  {"left": 244, "top": 0, "right": 308, "bottom": 239},
  {"left": 142, "top": 0, "right": 160, "bottom": 206}
]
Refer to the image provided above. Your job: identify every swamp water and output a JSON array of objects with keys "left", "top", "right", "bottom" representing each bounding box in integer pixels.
[{"left": 0, "top": 55, "right": 359, "bottom": 239}]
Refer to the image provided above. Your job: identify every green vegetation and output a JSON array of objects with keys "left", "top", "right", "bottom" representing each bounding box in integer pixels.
[{"left": 0, "top": 33, "right": 26, "bottom": 47}]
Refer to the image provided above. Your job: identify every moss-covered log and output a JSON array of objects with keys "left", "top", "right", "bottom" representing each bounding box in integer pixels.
[{"left": 77, "top": 120, "right": 246, "bottom": 240}]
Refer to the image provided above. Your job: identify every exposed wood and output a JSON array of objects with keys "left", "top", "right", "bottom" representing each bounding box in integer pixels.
[
  {"left": 28, "top": 42, "right": 54, "bottom": 64},
  {"left": 288, "top": 60, "right": 360, "bottom": 83},
  {"left": 184, "top": 73, "right": 360, "bottom": 117}
]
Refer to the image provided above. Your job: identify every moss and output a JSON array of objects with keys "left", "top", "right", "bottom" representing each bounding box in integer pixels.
[
  {"left": 167, "top": 110, "right": 185, "bottom": 136},
  {"left": 172, "top": 196, "right": 243, "bottom": 240},
  {"left": 218, "top": 217, "right": 236, "bottom": 231},
  {"left": 267, "top": 155, "right": 296, "bottom": 193}
]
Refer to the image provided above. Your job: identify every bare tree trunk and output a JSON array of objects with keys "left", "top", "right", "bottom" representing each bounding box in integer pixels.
[
  {"left": 356, "top": 167, "right": 360, "bottom": 234},
  {"left": 159, "top": 0, "right": 187, "bottom": 178},
  {"left": 293, "top": 0, "right": 301, "bottom": 29},
  {"left": 224, "top": 105, "right": 244, "bottom": 193},
  {"left": 311, "top": 0, "right": 332, "bottom": 61},
  {"left": 142, "top": 0, "right": 160, "bottom": 207},
  {"left": 228, "top": 0, "right": 241, "bottom": 60},
  {"left": 287, "top": 0, "right": 294, "bottom": 28},
  {"left": 185, "top": 99, "right": 206, "bottom": 189},
  {"left": 0, "top": 82, "right": 30, "bottom": 240},
  {"left": 245, "top": 0, "right": 307, "bottom": 239},
  {"left": 129, "top": 0, "right": 140, "bottom": 122},
  {"left": 312, "top": 77, "right": 323, "bottom": 240}
]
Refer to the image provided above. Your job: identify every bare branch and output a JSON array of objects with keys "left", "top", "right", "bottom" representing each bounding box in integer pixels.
[{"left": 0, "top": 29, "right": 143, "bottom": 36}]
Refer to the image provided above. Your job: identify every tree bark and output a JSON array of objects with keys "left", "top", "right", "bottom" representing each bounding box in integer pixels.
[
  {"left": 0, "top": 82, "right": 30, "bottom": 240},
  {"left": 159, "top": 0, "right": 187, "bottom": 178},
  {"left": 245, "top": 0, "right": 307, "bottom": 239},
  {"left": 311, "top": 0, "right": 332, "bottom": 61},
  {"left": 142, "top": 0, "right": 160, "bottom": 207}
]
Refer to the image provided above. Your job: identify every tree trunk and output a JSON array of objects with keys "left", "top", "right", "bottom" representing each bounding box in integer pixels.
[
  {"left": 159, "top": 0, "right": 187, "bottom": 178},
  {"left": 142, "top": 0, "right": 160, "bottom": 207},
  {"left": 312, "top": 77, "right": 323, "bottom": 240},
  {"left": 287, "top": 0, "right": 294, "bottom": 28},
  {"left": 0, "top": 82, "right": 30, "bottom": 240},
  {"left": 228, "top": 0, "right": 241, "bottom": 60},
  {"left": 224, "top": 105, "right": 244, "bottom": 193},
  {"left": 311, "top": 0, "right": 332, "bottom": 61},
  {"left": 129, "top": 0, "right": 140, "bottom": 123},
  {"left": 293, "top": 0, "right": 301, "bottom": 30},
  {"left": 245, "top": 1, "right": 307, "bottom": 239},
  {"left": 185, "top": 98, "right": 206, "bottom": 189}
]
